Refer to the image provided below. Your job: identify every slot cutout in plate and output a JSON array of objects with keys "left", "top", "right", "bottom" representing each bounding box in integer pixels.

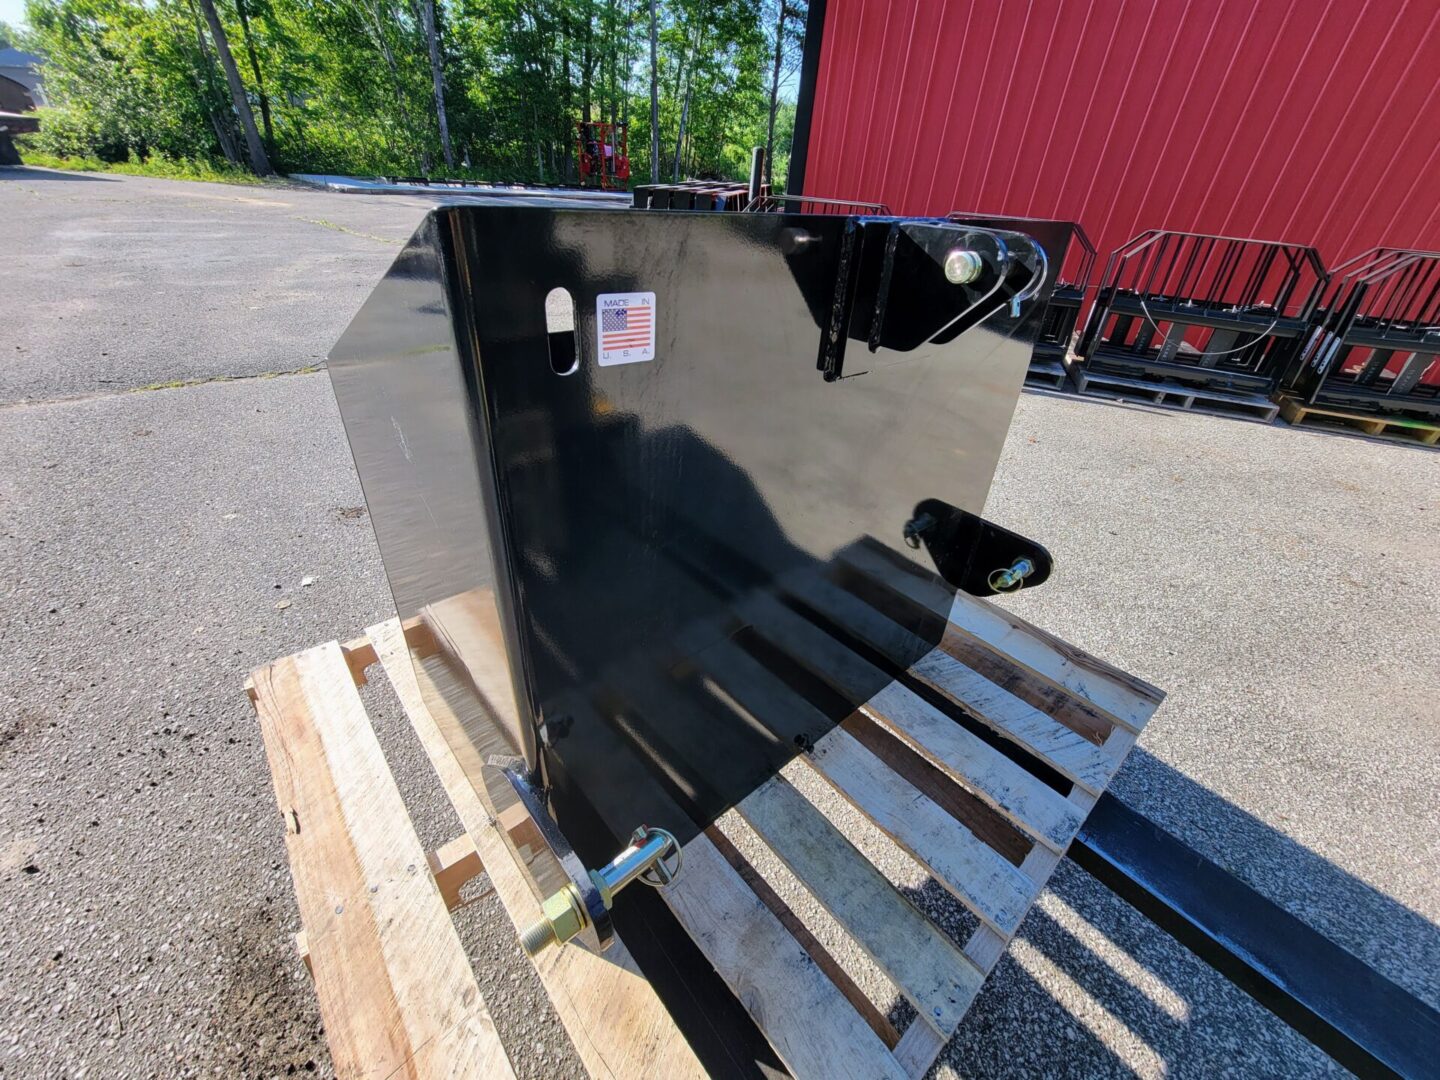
[{"left": 545, "top": 287, "right": 578, "bottom": 375}]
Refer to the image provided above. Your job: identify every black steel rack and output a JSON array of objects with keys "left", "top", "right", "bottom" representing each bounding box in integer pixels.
[
  {"left": 632, "top": 180, "right": 753, "bottom": 211},
  {"left": 1279, "top": 247, "right": 1440, "bottom": 419},
  {"left": 1074, "top": 230, "right": 1328, "bottom": 395},
  {"left": 949, "top": 213, "right": 1095, "bottom": 386}
]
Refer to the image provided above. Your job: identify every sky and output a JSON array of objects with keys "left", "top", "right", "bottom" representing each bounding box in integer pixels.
[{"left": 1, "top": 0, "right": 27, "bottom": 35}]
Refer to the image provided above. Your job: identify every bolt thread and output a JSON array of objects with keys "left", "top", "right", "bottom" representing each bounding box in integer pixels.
[{"left": 518, "top": 917, "right": 557, "bottom": 957}]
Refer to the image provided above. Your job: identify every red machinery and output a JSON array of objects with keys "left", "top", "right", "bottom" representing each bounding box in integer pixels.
[{"left": 576, "top": 121, "right": 629, "bottom": 190}]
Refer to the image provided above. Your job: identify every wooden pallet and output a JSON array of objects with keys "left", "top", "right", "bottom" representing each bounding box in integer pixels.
[
  {"left": 246, "top": 541, "right": 1164, "bottom": 1079},
  {"left": 1070, "top": 366, "right": 1280, "bottom": 421},
  {"left": 1276, "top": 396, "right": 1440, "bottom": 446}
]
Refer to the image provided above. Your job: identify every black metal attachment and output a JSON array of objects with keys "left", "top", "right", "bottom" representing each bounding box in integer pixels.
[
  {"left": 1074, "top": 230, "right": 1328, "bottom": 395},
  {"left": 949, "top": 212, "right": 1096, "bottom": 376},
  {"left": 905, "top": 499, "right": 1052, "bottom": 596},
  {"left": 1279, "top": 247, "right": 1440, "bottom": 419},
  {"left": 817, "top": 219, "right": 1047, "bottom": 381},
  {"left": 1073, "top": 794, "right": 1440, "bottom": 1080}
]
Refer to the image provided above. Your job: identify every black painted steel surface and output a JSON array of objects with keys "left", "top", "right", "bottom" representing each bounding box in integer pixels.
[{"left": 328, "top": 205, "right": 1053, "bottom": 867}]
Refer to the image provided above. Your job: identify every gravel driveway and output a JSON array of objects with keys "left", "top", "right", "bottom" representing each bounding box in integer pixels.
[{"left": 1, "top": 167, "right": 1436, "bottom": 1078}]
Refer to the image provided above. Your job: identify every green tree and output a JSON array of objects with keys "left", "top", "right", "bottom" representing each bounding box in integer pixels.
[{"left": 21, "top": 0, "right": 805, "bottom": 185}]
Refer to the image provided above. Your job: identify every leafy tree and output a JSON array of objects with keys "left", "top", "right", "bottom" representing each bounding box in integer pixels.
[{"left": 21, "top": 0, "right": 804, "bottom": 186}]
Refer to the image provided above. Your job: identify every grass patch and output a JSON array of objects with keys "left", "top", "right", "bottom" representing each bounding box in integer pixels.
[
  {"left": 17, "top": 150, "right": 270, "bottom": 186},
  {"left": 294, "top": 217, "right": 400, "bottom": 244},
  {"left": 130, "top": 366, "right": 322, "bottom": 393}
]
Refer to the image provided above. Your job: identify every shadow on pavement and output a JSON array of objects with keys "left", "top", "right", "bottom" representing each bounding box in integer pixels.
[
  {"left": 896, "top": 746, "right": 1439, "bottom": 1075},
  {"left": 2, "top": 166, "right": 117, "bottom": 181}
]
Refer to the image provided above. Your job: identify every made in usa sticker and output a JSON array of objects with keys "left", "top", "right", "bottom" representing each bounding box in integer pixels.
[{"left": 596, "top": 292, "right": 655, "bottom": 366}]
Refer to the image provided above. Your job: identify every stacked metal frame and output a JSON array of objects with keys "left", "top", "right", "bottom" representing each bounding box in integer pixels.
[
  {"left": 744, "top": 194, "right": 892, "bottom": 215},
  {"left": 632, "top": 181, "right": 752, "bottom": 211},
  {"left": 1074, "top": 230, "right": 1327, "bottom": 395},
  {"left": 949, "top": 212, "right": 1095, "bottom": 384},
  {"left": 1279, "top": 247, "right": 1440, "bottom": 419}
]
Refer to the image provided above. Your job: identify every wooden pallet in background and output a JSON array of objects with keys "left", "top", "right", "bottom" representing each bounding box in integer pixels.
[
  {"left": 246, "top": 542, "right": 1164, "bottom": 1079},
  {"left": 1276, "top": 396, "right": 1440, "bottom": 446},
  {"left": 1070, "top": 366, "right": 1280, "bottom": 421}
]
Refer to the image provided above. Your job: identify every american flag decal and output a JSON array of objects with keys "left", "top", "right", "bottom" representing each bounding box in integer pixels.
[{"left": 596, "top": 292, "right": 656, "bottom": 366}]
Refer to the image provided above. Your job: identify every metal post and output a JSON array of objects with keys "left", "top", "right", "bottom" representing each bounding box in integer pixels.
[{"left": 748, "top": 146, "right": 766, "bottom": 206}]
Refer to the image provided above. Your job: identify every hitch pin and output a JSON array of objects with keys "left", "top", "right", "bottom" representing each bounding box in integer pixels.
[{"left": 519, "top": 826, "right": 682, "bottom": 956}]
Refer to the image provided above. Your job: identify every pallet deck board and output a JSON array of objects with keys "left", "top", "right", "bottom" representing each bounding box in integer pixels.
[
  {"left": 735, "top": 774, "right": 987, "bottom": 1037},
  {"left": 691, "top": 638, "right": 1037, "bottom": 935},
  {"left": 249, "top": 641, "right": 516, "bottom": 1080},
  {"left": 368, "top": 618, "right": 707, "bottom": 1080},
  {"left": 249, "top": 550, "right": 1165, "bottom": 1079},
  {"left": 784, "top": 567, "right": 1127, "bottom": 792},
  {"left": 1277, "top": 395, "right": 1440, "bottom": 445},
  {"left": 836, "top": 541, "right": 1163, "bottom": 732},
  {"left": 738, "top": 591, "right": 1086, "bottom": 851},
  {"left": 664, "top": 834, "right": 911, "bottom": 1080}
]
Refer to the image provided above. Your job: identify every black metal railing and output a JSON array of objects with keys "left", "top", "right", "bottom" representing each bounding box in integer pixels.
[
  {"left": 743, "top": 193, "right": 892, "bottom": 215},
  {"left": 1074, "top": 230, "right": 1328, "bottom": 395},
  {"left": 1279, "top": 247, "right": 1440, "bottom": 418},
  {"left": 633, "top": 181, "right": 752, "bottom": 211}
]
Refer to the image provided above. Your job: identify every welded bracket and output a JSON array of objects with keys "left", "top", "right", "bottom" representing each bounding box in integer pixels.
[
  {"left": 818, "top": 219, "right": 1048, "bottom": 380},
  {"left": 904, "top": 498, "right": 1053, "bottom": 596}
]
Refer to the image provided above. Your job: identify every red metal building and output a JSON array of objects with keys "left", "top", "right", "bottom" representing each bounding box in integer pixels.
[{"left": 791, "top": 0, "right": 1440, "bottom": 271}]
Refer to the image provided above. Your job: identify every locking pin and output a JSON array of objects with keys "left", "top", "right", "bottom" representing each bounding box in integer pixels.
[{"left": 519, "top": 826, "right": 682, "bottom": 956}]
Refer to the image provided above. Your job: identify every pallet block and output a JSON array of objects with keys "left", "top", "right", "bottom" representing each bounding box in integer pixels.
[{"left": 247, "top": 541, "right": 1165, "bottom": 1078}]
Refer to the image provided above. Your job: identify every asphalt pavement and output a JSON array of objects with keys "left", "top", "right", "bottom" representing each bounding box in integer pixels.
[{"left": 1, "top": 167, "right": 1436, "bottom": 1079}]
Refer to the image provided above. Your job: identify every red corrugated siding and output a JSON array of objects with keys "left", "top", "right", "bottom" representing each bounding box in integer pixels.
[{"left": 804, "top": 0, "right": 1440, "bottom": 271}]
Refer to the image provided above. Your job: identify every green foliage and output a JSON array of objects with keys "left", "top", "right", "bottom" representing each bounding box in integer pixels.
[
  {"left": 18, "top": 0, "right": 803, "bottom": 185},
  {"left": 16, "top": 145, "right": 267, "bottom": 182}
]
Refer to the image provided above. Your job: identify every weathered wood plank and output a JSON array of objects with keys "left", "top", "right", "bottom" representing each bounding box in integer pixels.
[
  {"left": 805, "top": 728, "right": 1037, "bottom": 936},
  {"left": 250, "top": 641, "right": 515, "bottom": 1080},
  {"left": 909, "top": 648, "right": 1119, "bottom": 793},
  {"left": 839, "top": 714, "right": 1033, "bottom": 866},
  {"left": 781, "top": 569, "right": 1119, "bottom": 792},
  {"left": 736, "top": 776, "right": 986, "bottom": 1037},
  {"left": 962, "top": 786, "right": 1099, "bottom": 976},
  {"left": 836, "top": 541, "right": 1164, "bottom": 731},
  {"left": 663, "top": 835, "right": 910, "bottom": 1080},
  {"left": 891, "top": 1020, "right": 948, "bottom": 1079},
  {"left": 736, "top": 594, "right": 1083, "bottom": 852},
  {"left": 704, "top": 825, "right": 901, "bottom": 1050},
  {"left": 691, "top": 639, "right": 1036, "bottom": 935},
  {"left": 864, "top": 682, "right": 1084, "bottom": 853},
  {"left": 368, "top": 618, "right": 706, "bottom": 1080},
  {"left": 829, "top": 563, "right": 1115, "bottom": 745}
]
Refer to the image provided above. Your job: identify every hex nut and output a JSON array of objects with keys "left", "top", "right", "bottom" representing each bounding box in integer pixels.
[{"left": 542, "top": 885, "right": 587, "bottom": 946}]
